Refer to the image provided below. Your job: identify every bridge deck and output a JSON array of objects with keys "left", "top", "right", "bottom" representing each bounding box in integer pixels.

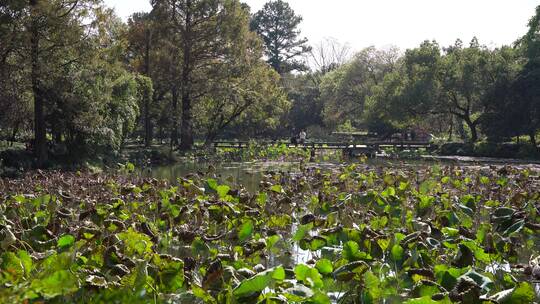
[{"left": 213, "top": 141, "right": 434, "bottom": 150}]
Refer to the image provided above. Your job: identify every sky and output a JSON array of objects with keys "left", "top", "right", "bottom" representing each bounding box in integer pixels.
[{"left": 104, "top": 0, "right": 539, "bottom": 51}]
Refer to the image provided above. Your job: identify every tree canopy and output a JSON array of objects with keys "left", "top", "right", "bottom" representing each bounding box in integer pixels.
[
  {"left": 250, "top": 0, "right": 311, "bottom": 74},
  {"left": 1, "top": 1, "right": 540, "bottom": 167}
]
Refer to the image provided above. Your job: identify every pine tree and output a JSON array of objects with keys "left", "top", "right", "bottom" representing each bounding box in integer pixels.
[{"left": 250, "top": 0, "right": 311, "bottom": 74}]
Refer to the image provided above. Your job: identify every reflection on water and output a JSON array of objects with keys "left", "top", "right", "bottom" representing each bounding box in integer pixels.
[
  {"left": 141, "top": 157, "right": 540, "bottom": 193},
  {"left": 140, "top": 158, "right": 441, "bottom": 192},
  {"left": 142, "top": 161, "right": 293, "bottom": 192},
  {"left": 141, "top": 160, "right": 324, "bottom": 192},
  {"left": 141, "top": 161, "right": 265, "bottom": 192}
]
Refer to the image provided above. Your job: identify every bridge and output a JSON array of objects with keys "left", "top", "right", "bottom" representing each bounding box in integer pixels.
[{"left": 212, "top": 140, "right": 437, "bottom": 157}]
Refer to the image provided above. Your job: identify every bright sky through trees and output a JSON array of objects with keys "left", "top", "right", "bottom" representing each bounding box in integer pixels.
[{"left": 105, "top": 0, "right": 539, "bottom": 50}]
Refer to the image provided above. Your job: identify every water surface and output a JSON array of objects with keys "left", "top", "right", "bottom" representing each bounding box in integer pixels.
[{"left": 142, "top": 157, "right": 540, "bottom": 192}]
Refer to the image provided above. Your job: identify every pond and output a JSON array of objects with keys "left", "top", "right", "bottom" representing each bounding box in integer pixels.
[
  {"left": 2, "top": 159, "right": 540, "bottom": 303},
  {"left": 140, "top": 160, "right": 302, "bottom": 193},
  {"left": 138, "top": 157, "right": 540, "bottom": 303},
  {"left": 141, "top": 157, "right": 540, "bottom": 193}
]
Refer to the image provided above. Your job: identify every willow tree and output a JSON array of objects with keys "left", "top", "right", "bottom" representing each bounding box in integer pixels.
[{"left": 38, "top": 7, "right": 144, "bottom": 157}]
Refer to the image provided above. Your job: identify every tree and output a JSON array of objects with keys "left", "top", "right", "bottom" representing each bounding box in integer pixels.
[
  {"left": 363, "top": 41, "right": 447, "bottom": 137},
  {"left": 363, "top": 70, "right": 407, "bottom": 136},
  {"left": 438, "top": 39, "right": 494, "bottom": 142},
  {"left": 0, "top": 1, "right": 29, "bottom": 144},
  {"left": 196, "top": 64, "right": 288, "bottom": 142},
  {"left": 286, "top": 74, "right": 324, "bottom": 131},
  {"left": 516, "top": 5, "right": 540, "bottom": 148},
  {"left": 477, "top": 47, "right": 522, "bottom": 141},
  {"left": 151, "top": 0, "right": 229, "bottom": 150},
  {"left": 0, "top": 67, "right": 31, "bottom": 144},
  {"left": 22, "top": 0, "right": 102, "bottom": 166},
  {"left": 127, "top": 12, "right": 155, "bottom": 147},
  {"left": 250, "top": 0, "right": 311, "bottom": 74},
  {"left": 511, "top": 65, "right": 540, "bottom": 148},
  {"left": 520, "top": 5, "right": 540, "bottom": 63},
  {"left": 319, "top": 47, "right": 400, "bottom": 130},
  {"left": 127, "top": 11, "right": 174, "bottom": 147},
  {"left": 133, "top": 75, "right": 155, "bottom": 146},
  {"left": 0, "top": 0, "right": 24, "bottom": 67},
  {"left": 191, "top": 1, "right": 288, "bottom": 143},
  {"left": 483, "top": 6, "right": 540, "bottom": 148},
  {"left": 150, "top": 0, "right": 288, "bottom": 150},
  {"left": 0, "top": 1, "right": 147, "bottom": 163},
  {"left": 366, "top": 39, "right": 517, "bottom": 143},
  {"left": 43, "top": 9, "right": 143, "bottom": 157},
  {"left": 310, "top": 37, "right": 351, "bottom": 75}
]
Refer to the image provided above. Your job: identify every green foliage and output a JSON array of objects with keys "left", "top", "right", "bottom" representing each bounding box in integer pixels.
[
  {"left": 238, "top": 220, "right": 254, "bottom": 242},
  {"left": 217, "top": 142, "right": 311, "bottom": 162},
  {"left": 494, "top": 282, "right": 536, "bottom": 304},
  {"left": 294, "top": 264, "right": 323, "bottom": 288},
  {"left": 481, "top": 14, "right": 540, "bottom": 147},
  {"left": 2, "top": 1, "right": 540, "bottom": 164},
  {"left": 0, "top": 0, "right": 289, "bottom": 161},
  {"left": 320, "top": 47, "right": 399, "bottom": 130},
  {"left": 315, "top": 259, "right": 333, "bottom": 274},
  {"left": 118, "top": 228, "right": 154, "bottom": 258},
  {"left": 1, "top": 164, "right": 539, "bottom": 302},
  {"left": 250, "top": 0, "right": 311, "bottom": 74},
  {"left": 362, "top": 41, "right": 441, "bottom": 134},
  {"left": 0, "top": 0, "right": 149, "bottom": 165},
  {"left": 286, "top": 74, "right": 325, "bottom": 131},
  {"left": 57, "top": 235, "right": 75, "bottom": 249},
  {"left": 326, "top": 15, "right": 540, "bottom": 147},
  {"left": 233, "top": 266, "right": 285, "bottom": 297}
]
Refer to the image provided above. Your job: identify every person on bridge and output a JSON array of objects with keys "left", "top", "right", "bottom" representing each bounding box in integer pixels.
[{"left": 299, "top": 130, "right": 307, "bottom": 144}]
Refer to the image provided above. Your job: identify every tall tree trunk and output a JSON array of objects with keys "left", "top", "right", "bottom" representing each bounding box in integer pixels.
[
  {"left": 447, "top": 116, "right": 454, "bottom": 142},
  {"left": 30, "top": 2, "right": 47, "bottom": 167},
  {"left": 457, "top": 114, "right": 478, "bottom": 143},
  {"left": 144, "top": 29, "right": 152, "bottom": 147},
  {"left": 179, "top": 83, "right": 193, "bottom": 150},
  {"left": 170, "top": 86, "right": 179, "bottom": 149},
  {"left": 179, "top": 0, "right": 193, "bottom": 151},
  {"left": 9, "top": 122, "right": 20, "bottom": 147},
  {"left": 204, "top": 130, "right": 217, "bottom": 147},
  {"left": 144, "top": 97, "right": 151, "bottom": 147},
  {"left": 530, "top": 131, "right": 538, "bottom": 152},
  {"left": 464, "top": 117, "right": 478, "bottom": 143},
  {"left": 456, "top": 118, "right": 468, "bottom": 142},
  {"left": 470, "top": 126, "right": 478, "bottom": 143}
]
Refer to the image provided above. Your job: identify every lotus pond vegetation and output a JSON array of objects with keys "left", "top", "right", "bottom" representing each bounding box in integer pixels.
[{"left": 1, "top": 163, "right": 540, "bottom": 303}]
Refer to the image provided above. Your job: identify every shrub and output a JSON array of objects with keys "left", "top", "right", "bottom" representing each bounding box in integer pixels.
[{"left": 438, "top": 142, "right": 474, "bottom": 156}]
